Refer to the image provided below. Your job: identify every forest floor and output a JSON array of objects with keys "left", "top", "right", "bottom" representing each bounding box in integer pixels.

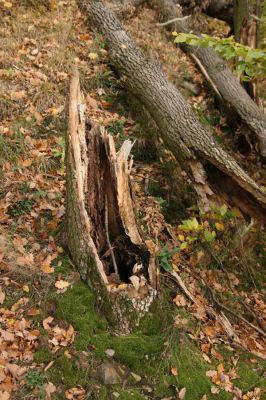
[{"left": 0, "top": 1, "right": 265, "bottom": 399}]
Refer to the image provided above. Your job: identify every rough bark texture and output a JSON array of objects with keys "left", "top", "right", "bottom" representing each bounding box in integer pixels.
[
  {"left": 151, "top": 0, "right": 266, "bottom": 157},
  {"left": 64, "top": 66, "right": 158, "bottom": 332},
  {"left": 77, "top": 1, "right": 266, "bottom": 221},
  {"left": 233, "top": 0, "right": 263, "bottom": 101}
]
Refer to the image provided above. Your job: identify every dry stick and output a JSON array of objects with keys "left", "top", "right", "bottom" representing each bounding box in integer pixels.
[
  {"left": 202, "top": 276, "right": 266, "bottom": 339},
  {"left": 208, "top": 249, "right": 265, "bottom": 331},
  {"left": 168, "top": 269, "right": 242, "bottom": 344},
  {"left": 105, "top": 194, "right": 119, "bottom": 275},
  {"left": 169, "top": 269, "right": 197, "bottom": 304},
  {"left": 156, "top": 15, "right": 191, "bottom": 26},
  {"left": 240, "top": 299, "right": 266, "bottom": 333},
  {"left": 190, "top": 53, "right": 222, "bottom": 100}
]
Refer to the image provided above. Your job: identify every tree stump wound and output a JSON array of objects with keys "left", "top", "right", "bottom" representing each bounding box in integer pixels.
[{"left": 64, "top": 67, "right": 158, "bottom": 332}]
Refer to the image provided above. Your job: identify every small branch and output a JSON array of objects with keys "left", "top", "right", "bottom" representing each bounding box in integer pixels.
[
  {"left": 156, "top": 15, "right": 191, "bottom": 26},
  {"left": 250, "top": 13, "right": 266, "bottom": 23},
  {"left": 203, "top": 276, "right": 266, "bottom": 339},
  {"left": 169, "top": 269, "right": 242, "bottom": 345},
  {"left": 169, "top": 270, "right": 197, "bottom": 304},
  {"left": 105, "top": 194, "right": 119, "bottom": 275},
  {"left": 190, "top": 54, "right": 222, "bottom": 100}
]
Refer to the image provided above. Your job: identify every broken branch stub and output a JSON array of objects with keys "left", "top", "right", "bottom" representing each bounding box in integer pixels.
[{"left": 64, "top": 66, "right": 158, "bottom": 332}]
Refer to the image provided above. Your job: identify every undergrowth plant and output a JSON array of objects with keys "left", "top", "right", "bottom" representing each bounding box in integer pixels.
[{"left": 173, "top": 33, "right": 266, "bottom": 80}]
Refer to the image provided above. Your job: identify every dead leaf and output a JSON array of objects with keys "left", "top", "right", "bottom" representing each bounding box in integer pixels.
[
  {"left": 171, "top": 367, "right": 178, "bottom": 376},
  {"left": 55, "top": 280, "right": 70, "bottom": 289},
  {"left": 0, "top": 287, "right": 5, "bottom": 304},
  {"left": 173, "top": 294, "right": 186, "bottom": 307},
  {"left": 0, "top": 391, "right": 10, "bottom": 400},
  {"left": 44, "top": 381, "right": 56, "bottom": 398},
  {"left": 178, "top": 387, "right": 186, "bottom": 399},
  {"left": 27, "top": 308, "right": 40, "bottom": 316},
  {"left": 88, "top": 52, "right": 98, "bottom": 60},
  {"left": 43, "top": 316, "right": 54, "bottom": 330}
]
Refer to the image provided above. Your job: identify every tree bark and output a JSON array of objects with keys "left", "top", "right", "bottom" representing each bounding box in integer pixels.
[
  {"left": 150, "top": 0, "right": 266, "bottom": 157},
  {"left": 176, "top": 0, "right": 233, "bottom": 25},
  {"left": 204, "top": 0, "right": 233, "bottom": 25},
  {"left": 77, "top": 1, "right": 266, "bottom": 222},
  {"left": 233, "top": 0, "right": 264, "bottom": 102},
  {"left": 64, "top": 66, "right": 158, "bottom": 332}
]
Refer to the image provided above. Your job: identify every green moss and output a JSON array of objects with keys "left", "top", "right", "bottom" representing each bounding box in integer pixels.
[
  {"left": 54, "top": 282, "right": 108, "bottom": 350},
  {"left": 235, "top": 355, "right": 266, "bottom": 392},
  {"left": 117, "top": 389, "right": 147, "bottom": 399},
  {"left": 55, "top": 255, "right": 73, "bottom": 276},
  {"left": 48, "top": 355, "right": 88, "bottom": 388},
  {"left": 34, "top": 348, "right": 53, "bottom": 364}
]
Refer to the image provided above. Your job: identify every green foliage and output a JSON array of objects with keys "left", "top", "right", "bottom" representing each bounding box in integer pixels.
[
  {"left": 173, "top": 33, "right": 266, "bottom": 80},
  {"left": 107, "top": 119, "right": 125, "bottom": 135},
  {"left": 157, "top": 246, "right": 180, "bottom": 271},
  {"left": 53, "top": 136, "right": 65, "bottom": 172},
  {"left": 24, "top": 369, "right": 46, "bottom": 390},
  {"left": 8, "top": 199, "right": 36, "bottom": 217}
]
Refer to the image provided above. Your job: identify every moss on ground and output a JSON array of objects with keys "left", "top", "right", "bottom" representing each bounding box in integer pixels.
[
  {"left": 34, "top": 348, "right": 53, "bottom": 364},
  {"left": 41, "top": 279, "right": 265, "bottom": 399},
  {"left": 48, "top": 354, "right": 89, "bottom": 388}
]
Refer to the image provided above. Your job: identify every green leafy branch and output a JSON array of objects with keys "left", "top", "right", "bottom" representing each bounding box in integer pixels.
[{"left": 173, "top": 32, "right": 266, "bottom": 80}]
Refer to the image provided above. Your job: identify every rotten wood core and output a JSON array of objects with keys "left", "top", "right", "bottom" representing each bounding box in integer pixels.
[
  {"left": 65, "top": 66, "right": 158, "bottom": 309},
  {"left": 86, "top": 126, "right": 150, "bottom": 283}
]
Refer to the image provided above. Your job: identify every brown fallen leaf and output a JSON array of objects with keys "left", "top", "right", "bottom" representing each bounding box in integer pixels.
[
  {"left": 43, "top": 316, "right": 54, "bottom": 330},
  {"left": 0, "top": 287, "right": 5, "bottom": 304},
  {"left": 0, "top": 391, "right": 10, "bottom": 400},
  {"left": 44, "top": 381, "right": 56, "bottom": 398},
  {"left": 178, "top": 387, "right": 186, "bottom": 399},
  {"left": 55, "top": 280, "right": 70, "bottom": 289},
  {"left": 171, "top": 367, "right": 178, "bottom": 376},
  {"left": 27, "top": 308, "right": 40, "bottom": 316}
]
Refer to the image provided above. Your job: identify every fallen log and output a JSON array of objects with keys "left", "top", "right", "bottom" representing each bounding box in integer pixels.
[
  {"left": 150, "top": 0, "right": 266, "bottom": 157},
  {"left": 64, "top": 66, "right": 158, "bottom": 332},
  {"left": 175, "top": 0, "right": 233, "bottom": 25},
  {"left": 77, "top": 0, "right": 266, "bottom": 222}
]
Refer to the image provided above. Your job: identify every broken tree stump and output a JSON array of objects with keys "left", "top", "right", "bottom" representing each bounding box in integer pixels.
[{"left": 64, "top": 66, "right": 158, "bottom": 332}]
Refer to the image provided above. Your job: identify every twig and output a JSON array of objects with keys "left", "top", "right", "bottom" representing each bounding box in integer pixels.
[
  {"left": 208, "top": 250, "right": 264, "bottom": 330},
  {"left": 156, "top": 15, "right": 191, "bottom": 26},
  {"left": 203, "top": 276, "right": 266, "bottom": 339},
  {"left": 190, "top": 54, "right": 222, "bottom": 100},
  {"left": 168, "top": 269, "right": 197, "bottom": 304},
  {"left": 240, "top": 299, "right": 266, "bottom": 333},
  {"left": 105, "top": 194, "right": 119, "bottom": 275},
  {"left": 250, "top": 13, "right": 266, "bottom": 23},
  {"left": 169, "top": 269, "right": 242, "bottom": 345}
]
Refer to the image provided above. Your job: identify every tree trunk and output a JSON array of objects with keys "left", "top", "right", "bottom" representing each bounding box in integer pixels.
[
  {"left": 150, "top": 0, "right": 266, "bottom": 157},
  {"left": 233, "top": 0, "right": 264, "bottom": 102},
  {"left": 176, "top": 0, "right": 233, "bottom": 25},
  {"left": 77, "top": 1, "right": 266, "bottom": 222},
  {"left": 64, "top": 66, "right": 158, "bottom": 332},
  {"left": 204, "top": 0, "right": 233, "bottom": 25}
]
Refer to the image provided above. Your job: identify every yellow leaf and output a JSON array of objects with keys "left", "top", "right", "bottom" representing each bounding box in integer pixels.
[
  {"left": 23, "top": 285, "right": 29, "bottom": 293},
  {"left": 88, "top": 52, "right": 98, "bottom": 60},
  {"left": 178, "top": 234, "right": 185, "bottom": 242},
  {"left": 3, "top": 2, "right": 12, "bottom": 8},
  {"left": 217, "top": 363, "right": 224, "bottom": 374},
  {"left": 215, "top": 222, "right": 224, "bottom": 231}
]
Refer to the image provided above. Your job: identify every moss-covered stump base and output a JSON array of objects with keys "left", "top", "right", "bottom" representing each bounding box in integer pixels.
[{"left": 64, "top": 67, "right": 158, "bottom": 332}]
